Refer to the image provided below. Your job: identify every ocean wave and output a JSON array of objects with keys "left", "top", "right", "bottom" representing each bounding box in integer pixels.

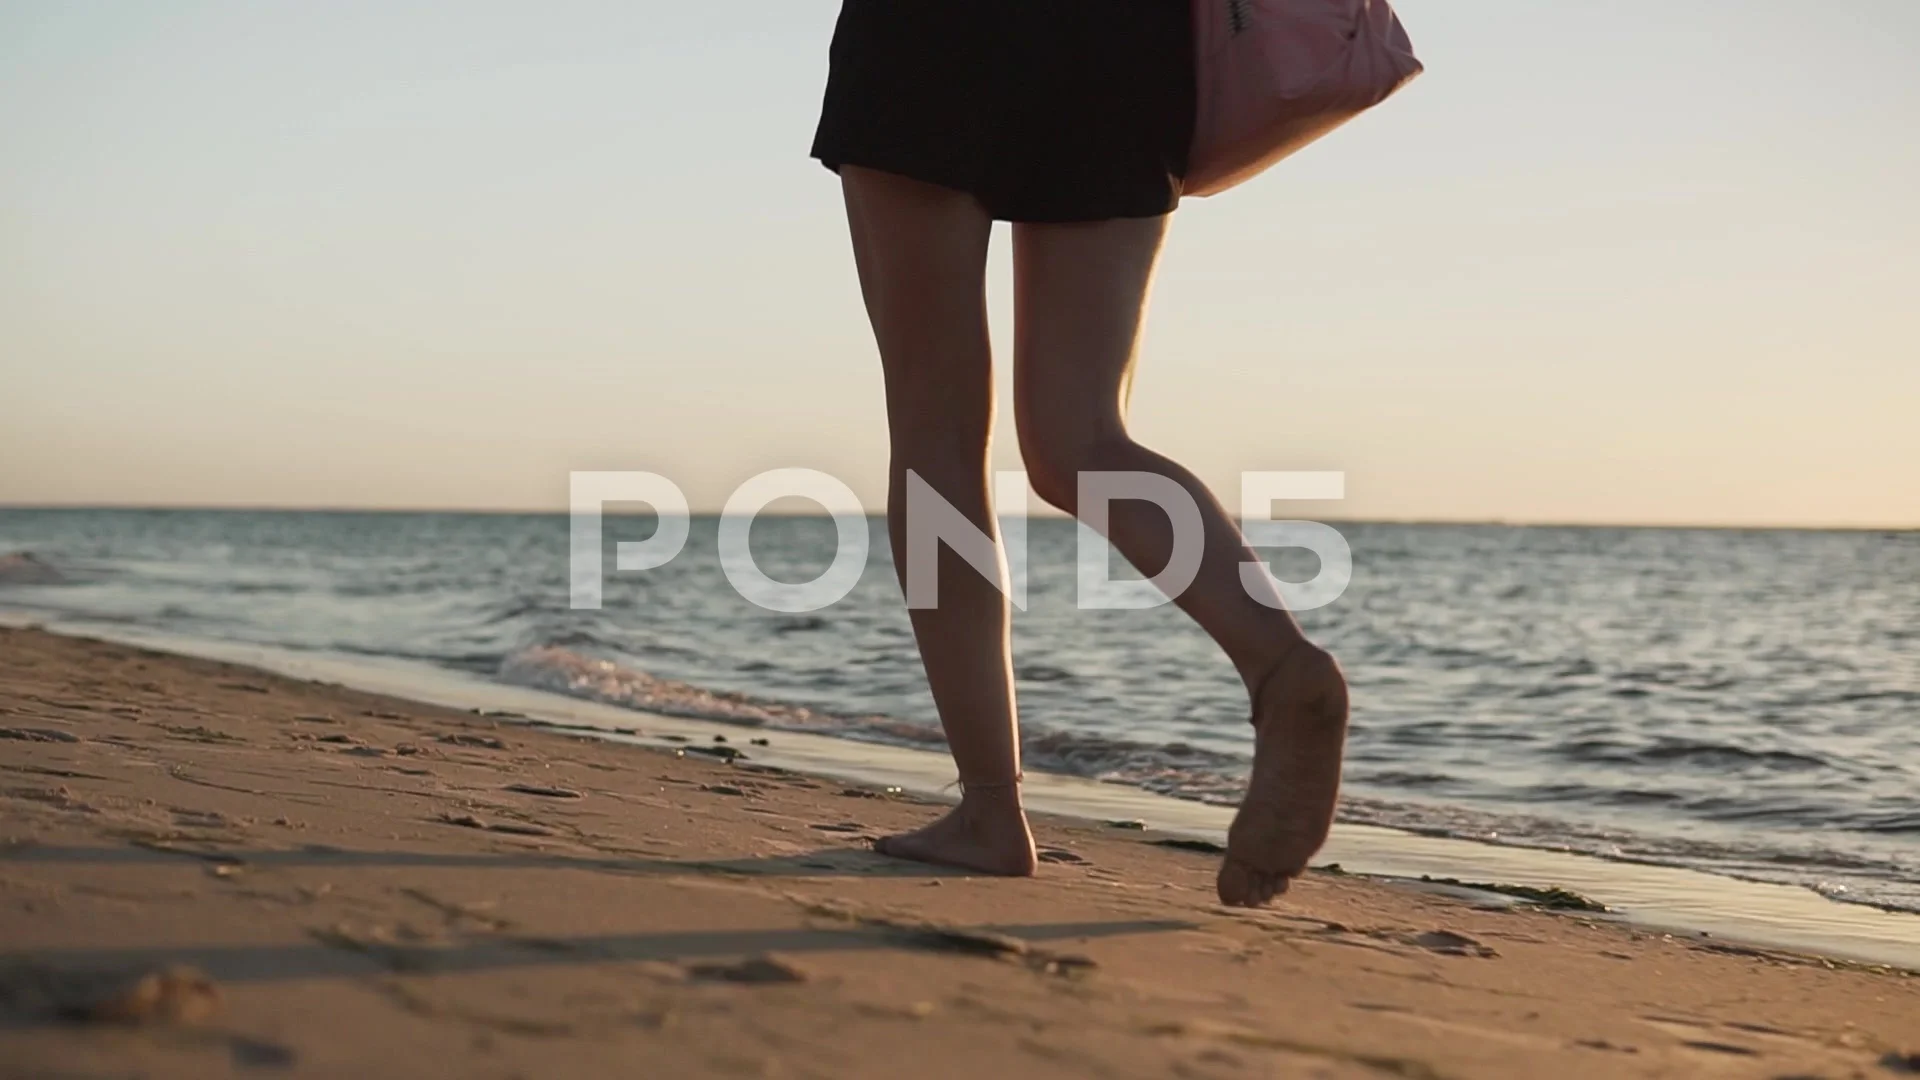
[
  {"left": 1338, "top": 795, "right": 1920, "bottom": 915},
  {"left": 1860, "top": 812, "right": 1920, "bottom": 835},
  {"left": 493, "top": 644, "right": 1250, "bottom": 800},
  {"left": 1555, "top": 737, "right": 1831, "bottom": 771},
  {"left": 1812, "top": 689, "right": 1920, "bottom": 706},
  {"left": 1015, "top": 663, "right": 1078, "bottom": 683},
  {"left": 489, "top": 645, "right": 1920, "bottom": 916},
  {"left": 497, "top": 645, "right": 846, "bottom": 730},
  {"left": 0, "top": 552, "right": 67, "bottom": 586}
]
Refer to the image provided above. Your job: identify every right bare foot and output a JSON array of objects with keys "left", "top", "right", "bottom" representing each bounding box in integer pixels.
[
  {"left": 872, "top": 790, "right": 1038, "bottom": 877},
  {"left": 1218, "top": 642, "right": 1349, "bottom": 907}
]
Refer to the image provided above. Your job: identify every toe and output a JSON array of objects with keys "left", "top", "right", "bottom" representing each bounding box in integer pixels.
[
  {"left": 1262, "top": 873, "right": 1292, "bottom": 904},
  {"left": 1216, "top": 859, "right": 1257, "bottom": 906},
  {"left": 1254, "top": 874, "right": 1279, "bottom": 906}
]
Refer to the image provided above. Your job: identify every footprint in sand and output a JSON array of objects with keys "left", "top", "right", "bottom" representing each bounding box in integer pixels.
[
  {"left": 685, "top": 956, "right": 808, "bottom": 985},
  {"left": 1678, "top": 1040, "right": 1759, "bottom": 1057},
  {"left": 437, "top": 813, "right": 552, "bottom": 837},
  {"left": 1312, "top": 925, "right": 1500, "bottom": 959},
  {"left": 505, "top": 784, "right": 584, "bottom": 799},
  {"left": 32, "top": 965, "right": 227, "bottom": 1025},
  {"left": 1637, "top": 1016, "right": 1770, "bottom": 1059},
  {"left": 1406, "top": 930, "right": 1498, "bottom": 958},
  {"left": 0, "top": 727, "right": 82, "bottom": 743},
  {"left": 1152, "top": 838, "right": 1226, "bottom": 855},
  {"left": 1038, "top": 848, "right": 1088, "bottom": 865},
  {"left": 437, "top": 733, "right": 506, "bottom": 749}
]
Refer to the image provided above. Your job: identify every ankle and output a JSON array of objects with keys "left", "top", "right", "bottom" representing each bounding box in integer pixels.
[
  {"left": 1232, "top": 635, "right": 1311, "bottom": 698},
  {"left": 957, "top": 783, "right": 1027, "bottom": 820}
]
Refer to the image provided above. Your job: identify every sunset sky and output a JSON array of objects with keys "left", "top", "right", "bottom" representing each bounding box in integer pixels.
[{"left": 4, "top": 1, "right": 1916, "bottom": 527}]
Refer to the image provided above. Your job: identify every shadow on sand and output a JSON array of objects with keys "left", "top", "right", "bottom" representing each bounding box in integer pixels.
[{"left": 0, "top": 841, "right": 1193, "bottom": 1023}]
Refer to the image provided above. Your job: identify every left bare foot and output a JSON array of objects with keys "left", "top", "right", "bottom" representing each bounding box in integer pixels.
[
  {"left": 1217, "top": 642, "right": 1349, "bottom": 907},
  {"left": 872, "top": 790, "right": 1037, "bottom": 876}
]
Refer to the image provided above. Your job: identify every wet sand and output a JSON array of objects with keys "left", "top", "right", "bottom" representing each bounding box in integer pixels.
[{"left": 1, "top": 626, "right": 1915, "bottom": 1078}]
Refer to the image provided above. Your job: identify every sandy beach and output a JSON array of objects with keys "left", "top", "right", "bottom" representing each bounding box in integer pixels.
[{"left": 1, "top": 625, "right": 1915, "bottom": 1079}]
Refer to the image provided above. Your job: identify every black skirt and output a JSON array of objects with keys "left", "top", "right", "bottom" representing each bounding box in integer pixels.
[{"left": 810, "top": 0, "right": 1196, "bottom": 224}]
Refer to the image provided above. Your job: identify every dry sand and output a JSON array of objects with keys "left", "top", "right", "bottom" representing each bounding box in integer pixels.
[{"left": 1, "top": 625, "right": 1915, "bottom": 1079}]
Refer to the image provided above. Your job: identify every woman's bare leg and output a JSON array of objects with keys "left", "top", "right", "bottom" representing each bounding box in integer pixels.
[
  {"left": 840, "top": 166, "right": 1035, "bottom": 876},
  {"left": 1011, "top": 215, "right": 1348, "bottom": 905}
]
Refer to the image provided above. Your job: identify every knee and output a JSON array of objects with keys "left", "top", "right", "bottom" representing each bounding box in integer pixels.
[
  {"left": 1021, "top": 428, "right": 1133, "bottom": 514},
  {"left": 1023, "top": 448, "right": 1081, "bottom": 513}
]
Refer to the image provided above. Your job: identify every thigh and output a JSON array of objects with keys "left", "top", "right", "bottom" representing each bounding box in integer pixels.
[
  {"left": 841, "top": 166, "right": 996, "bottom": 425},
  {"left": 1010, "top": 216, "right": 1173, "bottom": 449}
]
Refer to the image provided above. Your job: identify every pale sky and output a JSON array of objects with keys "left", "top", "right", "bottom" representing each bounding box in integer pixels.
[{"left": 3, "top": 1, "right": 1916, "bottom": 527}]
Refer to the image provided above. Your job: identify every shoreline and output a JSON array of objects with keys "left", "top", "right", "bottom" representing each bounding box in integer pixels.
[
  {"left": 2, "top": 624, "right": 1917, "bottom": 1077},
  {"left": 5, "top": 611, "right": 1918, "bottom": 972}
]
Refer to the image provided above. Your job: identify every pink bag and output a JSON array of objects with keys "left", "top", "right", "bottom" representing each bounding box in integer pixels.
[{"left": 1186, "top": 0, "right": 1424, "bottom": 198}]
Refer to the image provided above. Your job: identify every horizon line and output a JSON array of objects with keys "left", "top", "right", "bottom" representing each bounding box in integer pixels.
[{"left": 0, "top": 503, "right": 1914, "bottom": 534}]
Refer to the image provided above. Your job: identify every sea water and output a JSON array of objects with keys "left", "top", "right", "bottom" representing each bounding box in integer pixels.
[{"left": 2, "top": 508, "right": 1915, "bottom": 919}]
